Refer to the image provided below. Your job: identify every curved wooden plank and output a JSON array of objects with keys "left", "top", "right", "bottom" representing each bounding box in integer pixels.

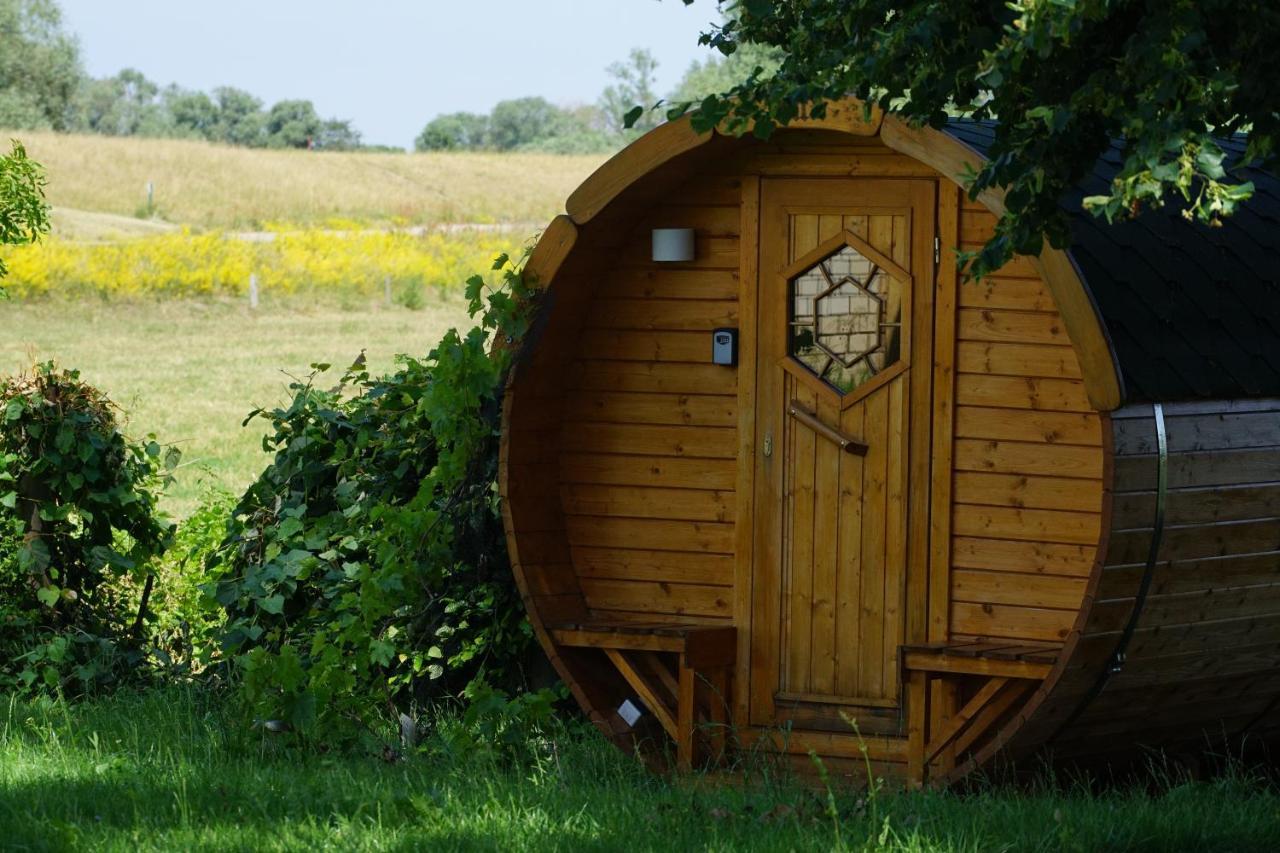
[
  {"left": 523, "top": 214, "right": 577, "bottom": 290},
  {"left": 565, "top": 116, "right": 713, "bottom": 225},
  {"left": 879, "top": 114, "right": 1124, "bottom": 412}
]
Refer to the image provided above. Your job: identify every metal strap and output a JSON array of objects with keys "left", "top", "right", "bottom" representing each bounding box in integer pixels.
[{"left": 1049, "top": 402, "right": 1167, "bottom": 741}]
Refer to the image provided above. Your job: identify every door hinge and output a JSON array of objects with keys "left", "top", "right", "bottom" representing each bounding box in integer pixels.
[{"left": 934, "top": 236, "right": 941, "bottom": 265}]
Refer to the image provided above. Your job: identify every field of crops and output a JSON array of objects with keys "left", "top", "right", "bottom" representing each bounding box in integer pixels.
[
  {"left": 7, "top": 129, "right": 602, "bottom": 229},
  {"left": 0, "top": 226, "right": 525, "bottom": 299}
]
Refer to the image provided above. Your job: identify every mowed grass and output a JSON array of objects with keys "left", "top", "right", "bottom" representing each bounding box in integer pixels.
[
  {"left": 6, "top": 129, "right": 605, "bottom": 230},
  {"left": 2, "top": 688, "right": 1278, "bottom": 852},
  {"left": 0, "top": 298, "right": 471, "bottom": 517}
]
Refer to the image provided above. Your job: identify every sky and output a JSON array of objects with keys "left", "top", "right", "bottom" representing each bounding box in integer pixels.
[{"left": 57, "top": 0, "right": 725, "bottom": 149}]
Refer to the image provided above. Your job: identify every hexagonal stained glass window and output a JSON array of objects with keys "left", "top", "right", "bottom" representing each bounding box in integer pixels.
[{"left": 789, "top": 243, "right": 904, "bottom": 394}]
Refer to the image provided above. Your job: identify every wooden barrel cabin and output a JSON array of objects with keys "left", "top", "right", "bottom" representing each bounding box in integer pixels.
[{"left": 498, "top": 99, "right": 1280, "bottom": 785}]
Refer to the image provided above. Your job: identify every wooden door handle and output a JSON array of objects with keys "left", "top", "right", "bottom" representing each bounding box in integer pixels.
[{"left": 788, "top": 402, "right": 869, "bottom": 456}]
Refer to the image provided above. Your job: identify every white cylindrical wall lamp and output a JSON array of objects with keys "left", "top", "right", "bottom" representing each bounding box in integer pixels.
[{"left": 651, "top": 228, "right": 696, "bottom": 262}]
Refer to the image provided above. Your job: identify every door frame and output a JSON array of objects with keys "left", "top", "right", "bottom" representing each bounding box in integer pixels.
[{"left": 731, "top": 174, "right": 954, "bottom": 734}]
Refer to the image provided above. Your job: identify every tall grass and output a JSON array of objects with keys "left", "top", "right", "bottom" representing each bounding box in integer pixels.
[
  {"left": 0, "top": 299, "right": 471, "bottom": 517},
  {"left": 5, "top": 129, "right": 605, "bottom": 229},
  {"left": 1, "top": 688, "right": 1277, "bottom": 852}
]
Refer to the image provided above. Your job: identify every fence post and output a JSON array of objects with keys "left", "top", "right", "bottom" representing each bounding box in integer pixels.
[
  {"left": 384, "top": 275, "right": 392, "bottom": 306},
  {"left": 249, "top": 273, "right": 259, "bottom": 309}
]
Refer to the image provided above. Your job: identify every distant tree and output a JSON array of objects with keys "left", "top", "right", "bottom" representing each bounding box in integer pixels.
[
  {"left": 163, "top": 87, "right": 218, "bottom": 140},
  {"left": 265, "top": 99, "right": 322, "bottom": 149},
  {"left": 314, "top": 118, "right": 362, "bottom": 151},
  {"left": 670, "top": 40, "right": 781, "bottom": 105},
  {"left": 598, "top": 48, "right": 660, "bottom": 136},
  {"left": 0, "top": 0, "right": 84, "bottom": 130},
  {"left": 487, "top": 97, "right": 567, "bottom": 151},
  {"left": 72, "top": 68, "right": 170, "bottom": 137},
  {"left": 415, "top": 111, "right": 490, "bottom": 151},
  {"left": 210, "top": 87, "right": 266, "bottom": 147}
]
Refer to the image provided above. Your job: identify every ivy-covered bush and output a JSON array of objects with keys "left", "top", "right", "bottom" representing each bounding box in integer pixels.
[
  {"left": 205, "top": 256, "right": 535, "bottom": 740},
  {"left": 0, "top": 362, "right": 177, "bottom": 693}
]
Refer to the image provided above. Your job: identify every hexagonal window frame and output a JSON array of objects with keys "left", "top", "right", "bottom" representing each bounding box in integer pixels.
[{"left": 781, "top": 229, "right": 913, "bottom": 406}]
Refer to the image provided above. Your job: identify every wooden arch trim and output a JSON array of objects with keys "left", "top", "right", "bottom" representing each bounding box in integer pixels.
[
  {"left": 558, "top": 98, "right": 1124, "bottom": 411},
  {"left": 563, "top": 102, "right": 885, "bottom": 227},
  {"left": 879, "top": 115, "right": 1125, "bottom": 412}
]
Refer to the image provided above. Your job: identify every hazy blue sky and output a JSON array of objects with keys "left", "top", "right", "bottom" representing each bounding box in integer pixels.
[{"left": 57, "top": 0, "right": 724, "bottom": 148}]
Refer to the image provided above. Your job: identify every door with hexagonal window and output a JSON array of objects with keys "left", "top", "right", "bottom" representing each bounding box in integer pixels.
[{"left": 749, "top": 178, "right": 938, "bottom": 733}]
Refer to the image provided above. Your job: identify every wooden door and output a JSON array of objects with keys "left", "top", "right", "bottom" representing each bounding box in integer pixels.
[{"left": 749, "top": 178, "right": 937, "bottom": 731}]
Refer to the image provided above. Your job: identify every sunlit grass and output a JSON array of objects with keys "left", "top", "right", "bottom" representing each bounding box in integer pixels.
[
  {"left": 1, "top": 688, "right": 1277, "bottom": 852},
  {"left": 0, "top": 298, "right": 471, "bottom": 517}
]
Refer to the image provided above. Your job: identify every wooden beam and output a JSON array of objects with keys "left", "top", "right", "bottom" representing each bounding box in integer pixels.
[
  {"left": 924, "top": 677, "right": 1009, "bottom": 765},
  {"left": 553, "top": 629, "right": 684, "bottom": 653},
  {"left": 906, "top": 669, "right": 928, "bottom": 786},
  {"left": 955, "top": 680, "right": 1035, "bottom": 755},
  {"left": 903, "top": 651, "right": 1053, "bottom": 680},
  {"left": 605, "top": 649, "right": 677, "bottom": 739},
  {"left": 566, "top": 116, "right": 713, "bottom": 224},
  {"left": 677, "top": 663, "right": 696, "bottom": 771}
]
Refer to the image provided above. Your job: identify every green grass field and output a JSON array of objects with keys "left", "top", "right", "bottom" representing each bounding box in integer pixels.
[
  {"left": 0, "top": 298, "right": 471, "bottom": 517},
  {"left": 2, "top": 688, "right": 1277, "bottom": 852}
]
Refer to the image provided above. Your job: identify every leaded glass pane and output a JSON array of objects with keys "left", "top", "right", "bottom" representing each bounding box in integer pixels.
[{"left": 788, "top": 244, "right": 903, "bottom": 394}]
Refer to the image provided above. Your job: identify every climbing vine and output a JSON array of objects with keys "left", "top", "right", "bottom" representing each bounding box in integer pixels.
[{"left": 205, "top": 253, "right": 538, "bottom": 740}]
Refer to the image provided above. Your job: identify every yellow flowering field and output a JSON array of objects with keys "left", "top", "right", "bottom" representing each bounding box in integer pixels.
[{"left": 0, "top": 227, "right": 527, "bottom": 299}]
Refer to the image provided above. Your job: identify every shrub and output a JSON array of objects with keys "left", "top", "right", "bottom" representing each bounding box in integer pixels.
[
  {"left": 0, "top": 362, "right": 177, "bottom": 693},
  {"left": 204, "top": 254, "right": 536, "bottom": 741}
]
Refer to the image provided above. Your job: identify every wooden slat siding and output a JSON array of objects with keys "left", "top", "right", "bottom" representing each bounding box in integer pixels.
[
  {"left": 578, "top": 330, "right": 713, "bottom": 364},
  {"left": 578, "top": 578, "right": 732, "bottom": 619},
  {"left": 953, "top": 472, "right": 1104, "bottom": 513},
  {"left": 1020, "top": 399, "right": 1280, "bottom": 766},
  {"left": 954, "top": 439, "right": 1104, "bottom": 479},
  {"left": 607, "top": 268, "right": 740, "bottom": 301},
  {"left": 559, "top": 453, "right": 737, "bottom": 491},
  {"left": 565, "top": 391, "right": 736, "bottom": 428},
  {"left": 560, "top": 176, "right": 742, "bottom": 622},
  {"left": 572, "top": 362, "right": 737, "bottom": 396},
  {"left": 1113, "top": 482, "right": 1280, "bottom": 528},
  {"left": 572, "top": 547, "right": 734, "bottom": 586},
  {"left": 955, "top": 407, "right": 1101, "bottom": 446},
  {"left": 591, "top": 298, "right": 739, "bottom": 331},
  {"left": 560, "top": 484, "right": 735, "bottom": 523},
  {"left": 957, "top": 341, "right": 1083, "bottom": 379},
  {"left": 957, "top": 308, "right": 1070, "bottom": 346},
  {"left": 956, "top": 375, "right": 1094, "bottom": 413},
  {"left": 560, "top": 423, "right": 737, "bottom": 459},
  {"left": 564, "top": 515, "right": 735, "bottom": 555},
  {"left": 945, "top": 211, "right": 1104, "bottom": 645},
  {"left": 743, "top": 151, "right": 940, "bottom": 178}
]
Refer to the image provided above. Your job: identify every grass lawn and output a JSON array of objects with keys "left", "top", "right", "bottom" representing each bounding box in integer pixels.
[
  {"left": 0, "top": 298, "right": 471, "bottom": 517},
  {"left": 1, "top": 688, "right": 1278, "bottom": 852}
]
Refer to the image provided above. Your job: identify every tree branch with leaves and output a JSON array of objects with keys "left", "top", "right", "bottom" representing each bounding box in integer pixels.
[
  {"left": 671, "top": 0, "right": 1278, "bottom": 277},
  {"left": 0, "top": 139, "right": 50, "bottom": 297}
]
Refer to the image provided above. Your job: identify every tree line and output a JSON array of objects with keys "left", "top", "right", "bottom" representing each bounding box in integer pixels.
[
  {"left": 1, "top": 0, "right": 779, "bottom": 154},
  {"left": 414, "top": 44, "right": 779, "bottom": 153},
  {"left": 0, "top": 0, "right": 365, "bottom": 150}
]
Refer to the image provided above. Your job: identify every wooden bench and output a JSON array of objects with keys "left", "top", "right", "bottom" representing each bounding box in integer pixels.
[
  {"left": 901, "top": 641, "right": 1060, "bottom": 785},
  {"left": 550, "top": 622, "right": 735, "bottom": 770}
]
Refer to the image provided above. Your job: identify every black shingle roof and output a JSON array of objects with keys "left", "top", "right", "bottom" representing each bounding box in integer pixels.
[{"left": 943, "top": 121, "right": 1280, "bottom": 403}]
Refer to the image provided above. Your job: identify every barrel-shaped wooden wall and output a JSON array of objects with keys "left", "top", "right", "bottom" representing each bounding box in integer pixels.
[
  {"left": 959, "top": 399, "right": 1280, "bottom": 776},
  {"left": 498, "top": 120, "right": 1280, "bottom": 781}
]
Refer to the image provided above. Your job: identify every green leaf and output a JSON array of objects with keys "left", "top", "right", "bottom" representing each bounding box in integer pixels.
[
  {"left": 36, "top": 586, "right": 60, "bottom": 607},
  {"left": 259, "top": 594, "right": 286, "bottom": 615}
]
